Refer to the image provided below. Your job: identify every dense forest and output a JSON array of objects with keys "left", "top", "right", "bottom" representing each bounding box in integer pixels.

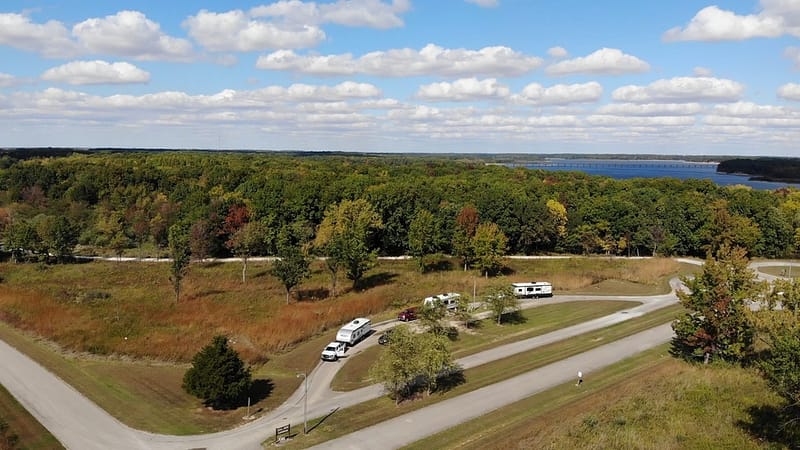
[
  {"left": 717, "top": 157, "right": 800, "bottom": 183},
  {"left": 0, "top": 150, "right": 798, "bottom": 262}
]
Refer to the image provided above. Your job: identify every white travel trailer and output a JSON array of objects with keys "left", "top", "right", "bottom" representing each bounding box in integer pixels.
[
  {"left": 512, "top": 282, "right": 553, "bottom": 298},
  {"left": 335, "top": 318, "right": 371, "bottom": 346},
  {"left": 422, "top": 292, "right": 461, "bottom": 311}
]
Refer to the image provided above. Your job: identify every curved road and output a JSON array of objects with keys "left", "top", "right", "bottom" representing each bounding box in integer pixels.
[{"left": 0, "top": 259, "right": 793, "bottom": 449}]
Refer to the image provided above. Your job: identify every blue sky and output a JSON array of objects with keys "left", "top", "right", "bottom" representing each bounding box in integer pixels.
[{"left": 2, "top": 0, "right": 800, "bottom": 156}]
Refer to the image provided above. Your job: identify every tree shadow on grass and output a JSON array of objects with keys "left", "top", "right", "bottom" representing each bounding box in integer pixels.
[
  {"left": 435, "top": 368, "right": 466, "bottom": 394},
  {"left": 501, "top": 310, "right": 527, "bottom": 325},
  {"left": 356, "top": 272, "right": 397, "bottom": 290},
  {"left": 296, "top": 287, "right": 330, "bottom": 301},
  {"left": 249, "top": 379, "right": 275, "bottom": 404},
  {"left": 423, "top": 258, "right": 453, "bottom": 273},
  {"left": 737, "top": 404, "right": 800, "bottom": 449}
]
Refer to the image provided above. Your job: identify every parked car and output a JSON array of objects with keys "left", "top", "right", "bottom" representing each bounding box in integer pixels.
[
  {"left": 397, "top": 307, "right": 418, "bottom": 322},
  {"left": 320, "top": 341, "right": 347, "bottom": 361},
  {"left": 378, "top": 329, "right": 393, "bottom": 345}
]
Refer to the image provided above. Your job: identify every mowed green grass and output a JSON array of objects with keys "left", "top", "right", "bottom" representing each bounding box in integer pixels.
[
  {"left": 0, "top": 383, "right": 63, "bottom": 450},
  {"left": 332, "top": 300, "right": 639, "bottom": 392},
  {"left": 406, "top": 346, "right": 785, "bottom": 450},
  {"left": 757, "top": 264, "right": 800, "bottom": 279},
  {"left": 0, "top": 256, "right": 691, "bottom": 434},
  {"left": 264, "top": 304, "right": 684, "bottom": 449}
]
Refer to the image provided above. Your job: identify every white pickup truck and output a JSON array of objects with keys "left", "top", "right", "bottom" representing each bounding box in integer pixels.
[{"left": 321, "top": 341, "right": 347, "bottom": 361}]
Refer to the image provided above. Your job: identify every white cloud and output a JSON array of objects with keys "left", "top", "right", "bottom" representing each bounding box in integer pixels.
[
  {"left": 251, "top": 0, "right": 411, "bottom": 29},
  {"left": 586, "top": 115, "right": 695, "bottom": 127},
  {"left": 0, "top": 11, "right": 193, "bottom": 61},
  {"left": 545, "top": 48, "right": 649, "bottom": 76},
  {"left": 514, "top": 81, "right": 602, "bottom": 105},
  {"left": 465, "top": 0, "right": 500, "bottom": 8},
  {"left": 73, "top": 11, "right": 194, "bottom": 61},
  {"left": 547, "top": 46, "right": 568, "bottom": 58},
  {"left": 0, "top": 73, "right": 22, "bottom": 88},
  {"left": 41, "top": 60, "right": 150, "bottom": 85},
  {"left": 693, "top": 66, "right": 713, "bottom": 77},
  {"left": 318, "top": 0, "right": 411, "bottom": 29},
  {"left": 612, "top": 77, "right": 744, "bottom": 103},
  {"left": 663, "top": 1, "right": 800, "bottom": 42},
  {"left": 712, "top": 101, "right": 793, "bottom": 117},
  {"left": 778, "top": 82, "right": 800, "bottom": 101},
  {"left": 0, "top": 12, "right": 80, "bottom": 58},
  {"left": 184, "top": 10, "right": 325, "bottom": 52},
  {"left": 416, "top": 78, "right": 509, "bottom": 101},
  {"left": 257, "top": 44, "right": 543, "bottom": 77},
  {"left": 598, "top": 103, "right": 703, "bottom": 116}
]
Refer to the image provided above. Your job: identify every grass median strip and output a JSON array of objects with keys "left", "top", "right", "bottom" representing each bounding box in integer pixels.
[
  {"left": 405, "top": 345, "right": 782, "bottom": 450},
  {"left": 265, "top": 304, "right": 683, "bottom": 449}
]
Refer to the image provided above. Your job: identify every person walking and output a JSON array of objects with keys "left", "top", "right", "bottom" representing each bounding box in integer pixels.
[{"left": 576, "top": 370, "right": 583, "bottom": 386}]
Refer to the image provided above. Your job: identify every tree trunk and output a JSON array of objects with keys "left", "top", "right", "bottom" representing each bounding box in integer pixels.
[
  {"left": 703, "top": 352, "right": 710, "bottom": 364},
  {"left": 241, "top": 257, "right": 247, "bottom": 283},
  {"left": 285, "top": 288, "right": 290, "bottom": 305}
]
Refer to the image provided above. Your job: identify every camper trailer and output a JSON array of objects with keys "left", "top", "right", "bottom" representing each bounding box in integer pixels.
[
  {"left": 335, "top": 318, "right": 371, "bottom": 346},
  {"left": 422, "top": 292, "right": 461, "bottom": 311},
  {"left": 512, "top": 282, "right": 553, "bottom": 298}
]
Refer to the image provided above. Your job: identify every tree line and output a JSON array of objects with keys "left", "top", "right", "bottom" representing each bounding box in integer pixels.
[{"left": 0, "top": 151, "right": 798, "bottom": 269}]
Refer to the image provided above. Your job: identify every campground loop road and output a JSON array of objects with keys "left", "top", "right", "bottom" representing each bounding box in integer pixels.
[{"left": 0, "top": 258, "right": 795, "bottom": 450}]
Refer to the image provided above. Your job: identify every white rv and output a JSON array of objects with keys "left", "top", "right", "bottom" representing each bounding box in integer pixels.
[
  {"left": 422, "top": 292, "right": 461, "bottom": 311},
  {"left": 512, "top": 282, "right": 553, "bottom": 298},
  {"left": 320, "top": 341, "right": 347, "bottom": 361},
  {"left": 336, "top": 318, "right": 371, "bottom": 346}
]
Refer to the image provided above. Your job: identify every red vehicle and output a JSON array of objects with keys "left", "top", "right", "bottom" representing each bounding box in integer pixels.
[{"left": 397, "top": 307, "right": 418, "bottom": 322}]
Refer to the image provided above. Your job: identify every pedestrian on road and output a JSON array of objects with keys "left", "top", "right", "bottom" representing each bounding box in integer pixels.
[{"left": 576, "top": 371, "right": 583, "bottom": 386}]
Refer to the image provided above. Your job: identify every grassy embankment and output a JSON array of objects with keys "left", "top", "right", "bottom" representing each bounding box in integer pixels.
[
  {"left": 0, "top": 257, "right": 693, "bottom": 434},
  {"left": 406, "top": 345, "right": 787, "bottom": 450},
  {"left": 0, "top": 383, "right": 63, "bottom": 450}
]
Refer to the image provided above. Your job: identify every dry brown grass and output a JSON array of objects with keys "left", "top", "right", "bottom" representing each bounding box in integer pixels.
[{"left": 0, "top": 256, "right": 689, "bottom": 364}]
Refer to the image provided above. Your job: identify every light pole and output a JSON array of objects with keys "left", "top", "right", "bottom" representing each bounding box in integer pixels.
[{"left": 296, "top": 372, "right": 308, "bottom": 434}]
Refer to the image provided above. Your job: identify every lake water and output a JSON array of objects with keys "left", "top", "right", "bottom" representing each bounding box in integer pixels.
[{"left": 521, "top": 159, "right": 800, "bottom": 190}]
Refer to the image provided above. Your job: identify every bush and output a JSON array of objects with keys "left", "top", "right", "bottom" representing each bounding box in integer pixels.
[{"left": 182, "top": 335, "right": 252, "bottom": 409}]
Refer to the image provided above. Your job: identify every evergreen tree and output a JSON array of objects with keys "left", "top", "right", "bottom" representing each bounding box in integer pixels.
[
  {"left": 183, "top": 335, "right": 252, "bottom": 409},
  {"left": 671, "top": 245, "right": 758, "bottom": 364}
]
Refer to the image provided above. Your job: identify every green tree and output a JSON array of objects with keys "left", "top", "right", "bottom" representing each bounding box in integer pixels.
[
  {"left": 34, "top": 214, "right": 78, "bottom": 262},
  {"left": 4, "top": 219, "right": 37, "bottom": 263},
  {"left": 313, "top": 199, "right": 382, "bottom": 291},
  {"left": 454, "top": 293, "right": 476, "bottom": 328},
  {"left": 417, "top": 332, "right": 457, "bottom": 396},
  {"left": 226, "top": 221, "right": 268, "bottom": 283},
  {"left": 168, "top": 223, "right": 191, "bottom": 303},
  {"left": 671, "top": 245, "right": 758, "bottom": 364},
  {"left": 369, "top": 325, "right": 420, "bottom": 405},
  {"left": 407, "top": 209, "right": 439, "bottom": 272},
  {"left": 182, "top": 335, "right": 252, "bottom": 410},
  {"left": 270, "top": 243, "right": 310, "bottom": 304},
  {"left": 484, "top": 285, "right": 519, "bottom": 325},
  {"left": 471, "top": 222, "right": 508, "bottom": 277},
  {"left": 751, "top": 278, "right": 800, "bottom": 440},
  {"left": 419, "top": 301, "right": 447, "bottom": 335}
]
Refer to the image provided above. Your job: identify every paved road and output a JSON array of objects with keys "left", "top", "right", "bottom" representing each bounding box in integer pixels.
[
  {"left": 0, "top": 289, "right": 677, "bottom": 450},
  {"left": 312, "top": 324, "right": 674, "bottom": 450},
  {"left": 0, "top": 259, "right": 792, "bottom": 449}
]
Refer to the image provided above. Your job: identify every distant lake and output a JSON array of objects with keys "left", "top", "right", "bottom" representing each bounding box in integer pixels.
[{"left": 521, "top": 159, "right": 800, "bottom": 190}]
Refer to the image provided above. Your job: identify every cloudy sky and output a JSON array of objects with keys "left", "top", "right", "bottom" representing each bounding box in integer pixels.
[{"left": 2, "top": 0, "right": 800, "bottom": 155}]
